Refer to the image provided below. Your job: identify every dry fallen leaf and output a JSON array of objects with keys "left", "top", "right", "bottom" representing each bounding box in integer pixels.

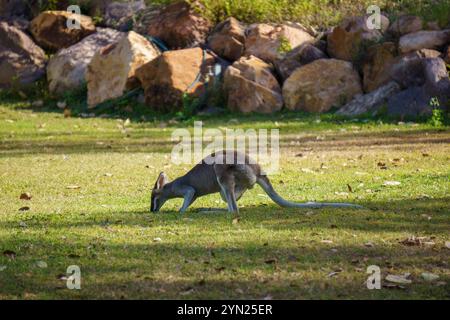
[
  {"left": 264, "top": 258, "right": 277, "bottom": 264},
  {"left": 57, "top": 273, "right": 68, "bottom": 281},
  {"left": 20, "top": 193, "right": 32, "bottom": 200},
  {"left": 232, "top": 217, "right": 240, "bottom": 225},
  {"left": 180, "top": 287, "right": 194, "bottom": 296},
  {"left": 327, "top": 269, "right": 343, "bottom": 278},
  {"left": 421, "top": 272, "right": 439, "bottom": 282},
  {"left": 66, "top": 185, "right": 81, "bottom": 190},
  {"left": 321, "top": 240, "right": 333, "bottom": 244},
  {"left": 400, "top": 236, "right": 433, "bottom": 247},
  {"left": 36, "top": 261, "right": 47, "bottom": 269},
  {"left": 383, "top": 181, "right": 401, "bottom": 186},
  {"left": 63, "top": 108, "right": 71, "bottom": 118},
  {"left": 153, "top": 237, "right": 162, "bottom": 242},
  {"left": 385, "top": 274, "right": 412, "bottom": 284}
]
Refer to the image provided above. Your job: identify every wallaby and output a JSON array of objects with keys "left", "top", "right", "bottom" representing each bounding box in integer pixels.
[{"left": 150, "top": 150, "right": 363, "bottom": 213}]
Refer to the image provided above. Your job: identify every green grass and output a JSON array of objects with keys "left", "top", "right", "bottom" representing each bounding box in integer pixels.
[
  {"left": 178, "top": 0, "right": 450, "bottom": 28},
  {"left": 0, "top": 98, "right": 449, "bottom": 299}
]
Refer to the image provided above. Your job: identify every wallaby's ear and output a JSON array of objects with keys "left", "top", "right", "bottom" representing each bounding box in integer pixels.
[{"left": 154, "top": 172, "right": 169, "bottom": 189}]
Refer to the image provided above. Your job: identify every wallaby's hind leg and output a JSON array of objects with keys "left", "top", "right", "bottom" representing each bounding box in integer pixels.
[
  {"left": 217, "top": 179, "right": 239, "bottom": 213},
  {"left": 234, "top": 186, "right": 246, "bottom": 201}
]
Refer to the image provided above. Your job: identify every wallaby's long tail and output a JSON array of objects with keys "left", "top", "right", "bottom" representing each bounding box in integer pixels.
[{"left": 257, "top": 176, "right": 364, "bottom": 209}]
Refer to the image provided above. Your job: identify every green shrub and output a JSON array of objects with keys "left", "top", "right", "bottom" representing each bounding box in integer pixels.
[{"left": 145, "top": 0, "right": 450, "bottom": 28}]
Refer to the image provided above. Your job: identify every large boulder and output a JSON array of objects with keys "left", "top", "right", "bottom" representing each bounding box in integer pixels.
[
  {"left": 282, "top": 59, "right": 363, "bottom": 113},
  {"left": 0, "top": 0, "right": 29, "bottom": 18},
  {"left": 337, "top": 81, "right": 401, "bottom": 116},
  {"left": 86, "top": 31, "right": 160, "bottom": 107},
  {"left": 422, "top": 57, "right": 450, "bottom": 101},
  {"left": 30, "top": 10, "right": 96, "bottom": 51},
  {"left": 388, "top": 15, "right": 423, "bottom": 37},
  {"left": 136, "top": 47, "right": 215, "bottom": 112},
  {"left": 223, "top": 56, "right": 283, "bottom": 114},
  {"left": 47, "top": 28, "right": 124, "bottom": 95},
  {"left": 390, "top": 49, "right": 442, "bottom": 88},
  {"left": 387, "top": 57, "right": 450, "bottom": 119},
  {"left": 0, "top": 21, "right": 47, "bottom": 87},
  {"left": 133, "top": 1, "right": 212, "bottom": 49},
  {"left": 103, "top": 0, "right": 146, "bottom": 31},
  {"left": 387, "top": 86, "right": 431, "bottom": 118},
  {"left": 327, "top": 15, "right": 389, "bottom": 62},
  {"left": 444, "top": 46, "right": 450, "bottom": 64},
  {"left": 244, "top": 23, "right": 315, "bottom": 64},
  {"left": 399, "top": 30, "right": 450, "bottom": 54},
  {"left": 362, "top": 42, "right": 398, "bottom": 92},
  {"left": 207, "top": 17, "right": 247, "bottom": 62},
  {"left": 274, "top": 43, "right": 327, "bottom": 81}
]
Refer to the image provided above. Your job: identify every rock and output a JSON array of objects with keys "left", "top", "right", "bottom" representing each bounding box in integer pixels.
[
  {"left": 444, "top": 46, "right": 450, "bottom": 64},
  {"left": 274, "top": 43, "right": 327, "bottom": 81},
  {"left": 224, "top": 56, "right": 283, "bottom": 114},
  {"left": 0, "top": 16, "right": 29, "bottom": 31},
  {"left": 388, "top": 15, "right": 423, "bottom": 37},
  {"left": 387, "top": 86, "right": 431, "bottom": 118},
  {"left": 104, "top": 0, "right": 146, "bottom": 31},
  {"left": 426, "top": 21, "right": 441, "bottom": 31},
  {"left": 0, "top": 0, "right": 30, "bottom": 18},
  {"left": 86, "top": 31, "right": 160, "bottom": 107},
  {"left": 327, "top": 15, "right": 389, "bottom": 62},
  {"left": 134, "top": 1, "right": 212, "bottom": 49},
  {"left": 337, "top": 81, "right": 401, "bottom": 116},
  {"left": 30, "top": 10, "right": 96, "bottom": 51},
  {"left": 362, "top": 42, "right": 398, "bottom": 92},
  {"left": 399, "top": 30, "right": 450, "bottom": 54},
  {"left": 422, "top": 57, "right": 450, "bottom": 100},
  {"left": 135, "top": 47, "right": 215, "bottom": 112},
  {"left": 207, "top": 17, "right": 247, "bottom": 61},
  {"left": 282, "top": 59, "right": 363, "bottom": 113},
  {"left": 390, "top": 49, "right": 442, "bottom": 88},
  {"left": 47, "top": 28, "right": 123, "bottom": 95},
  {"left": 387, "top": 54, "right": 449, "bottom": 119},
  {"left": 245, "top": 23, "right": 315, "bottom": 64},
  {"left": 0, "top": 22, "right": 47, "bottom": 87}
]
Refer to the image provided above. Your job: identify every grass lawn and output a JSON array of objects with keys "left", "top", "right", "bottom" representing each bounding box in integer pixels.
[{"left": 0, "top": 99, "right": 449, "bottom": 299}]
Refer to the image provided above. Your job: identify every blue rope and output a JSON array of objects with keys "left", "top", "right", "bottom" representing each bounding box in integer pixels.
[
  {"left": 146, "top": 36, "right": 169, "bottom": 52},
  {"left": 185, "top": 49, "right": 207, "bottom": 93}
]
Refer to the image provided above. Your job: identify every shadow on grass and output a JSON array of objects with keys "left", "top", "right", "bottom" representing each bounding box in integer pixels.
[
  {"left": 1, "top": 127, "right": 449, "bottom": 158},
  {"left": 1, "top": 197, "right": 448, "bottom": 234},
  {"left": 1, "top": 196, "right": 448, "bottom": 299},
  {"left": 0, "top": 237, "right": 448, "bottom": 299}
]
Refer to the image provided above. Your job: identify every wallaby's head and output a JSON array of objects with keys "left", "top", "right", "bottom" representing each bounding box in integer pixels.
[{"left": 150, "top": 172, "right": 170, "bottom": 212}]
